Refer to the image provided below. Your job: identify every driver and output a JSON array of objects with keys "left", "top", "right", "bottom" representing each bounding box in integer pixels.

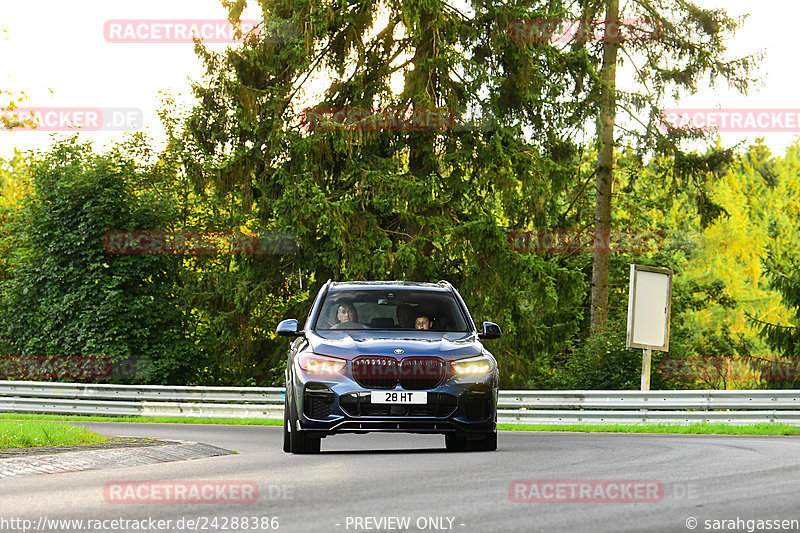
[
  {"left": 396, "top": 304, "right": 414, "bottom": 329},
  {"left": 336, "top": 302, "right": 359, "bottom": 324}
]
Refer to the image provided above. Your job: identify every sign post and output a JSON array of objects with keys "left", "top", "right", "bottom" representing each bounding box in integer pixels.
[
  {"left": 641, "top": 347, "right": 652, "bottom": 391},
  {"left": 626, "top": 265, "right": 673, "bottom": 391}
]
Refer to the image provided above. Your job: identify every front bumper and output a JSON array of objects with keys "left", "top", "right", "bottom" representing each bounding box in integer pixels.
[{"left": 290, "top": 370, "right": 498, "bottom": 438}]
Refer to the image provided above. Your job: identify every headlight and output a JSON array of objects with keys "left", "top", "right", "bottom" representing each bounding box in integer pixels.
[
  {"left": 297, "top": 353, "right": 347, "bottom": 373},
  {"left": 451, "top": 354, "right": 494, "bottom": 375}
]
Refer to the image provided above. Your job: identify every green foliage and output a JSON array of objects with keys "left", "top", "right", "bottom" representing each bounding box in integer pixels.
[
  {"left": 158, "top": 96, "right": 309, "bottom": 386},
  {"left": 0, "top": 3, "right": 791, "bottom": 392},
  {"left": 0, "top": 151, "right": 33, "bottom": 286},
  {"left": 0, "top": 412, "right": 283, "bottom": 426},
  {"left": 165, "top": 0, "right": 606, "bottom": 388},
  {"left": 551, "top": 140, "right": 800, "bottom": 390},
  {"left": 499, "top": 423, "right": 800, "bottom": 436},
  {"left": 757, "top": 256, "right": 800, "bottom": 388},
  {"left": 166, "top": 0, "right": 770, "bottom": 388},
  {"left": 753, "top": 144, "right": 800, "bottom": 380},
  {"left": 0, "top": 138, "right": 198, "bottom": 384}
]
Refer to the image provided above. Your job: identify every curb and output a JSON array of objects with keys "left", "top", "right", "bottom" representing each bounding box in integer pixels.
[{"left": 0, "top": 440, "right": 233, "bottom": 478}]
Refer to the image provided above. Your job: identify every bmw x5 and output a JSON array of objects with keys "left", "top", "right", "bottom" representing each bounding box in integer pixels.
[{"left": 277, "top": 280, "right": 501, "bottom": 454}]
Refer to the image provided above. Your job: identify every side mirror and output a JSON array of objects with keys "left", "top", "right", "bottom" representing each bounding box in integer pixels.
[
  {"left": 277, "top": 318, "right": 303, "bottom": 337},
  {"left": 478, "top": 321, "right": 502, "bottom": 340}
]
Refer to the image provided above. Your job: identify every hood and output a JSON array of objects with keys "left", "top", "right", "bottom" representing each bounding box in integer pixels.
[{"left": 306, "top": 330, "right": 484, "bottom": 360}]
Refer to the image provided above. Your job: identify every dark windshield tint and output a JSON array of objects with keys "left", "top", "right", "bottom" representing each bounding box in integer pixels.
[{"left": 314, "top": 289, "right": 469, "bottom": 332}]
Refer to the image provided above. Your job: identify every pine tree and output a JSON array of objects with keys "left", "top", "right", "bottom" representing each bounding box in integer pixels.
[
  {"left": 759, "top": 259, "right": 800, "bottom": 359},
  {"left": 171, "top": 0, "right": 599, "bottom": 386}
]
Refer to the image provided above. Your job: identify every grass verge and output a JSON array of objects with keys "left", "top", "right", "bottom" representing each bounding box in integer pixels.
[
  {"left": 0, "top": 412, "right": 281, "bottom": 426},
  {"left": 498, "top": 422, "right": 800, "bottom": 435},
  {"left": 1, "top": 414, "right": 798, "bottom": 436},
  {"left": 0, "top": 420, "right": 110, "bottom": 449}
]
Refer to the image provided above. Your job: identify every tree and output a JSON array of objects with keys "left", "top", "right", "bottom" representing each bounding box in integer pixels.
[
  {"left": 589, "top": 0, "right": 620, "bottom": 332},
  {"left": 170, "top": 0, "right": 602, "bottom": 387},
  {"left": 554, "top": 145, "right": 756, "bottom": 390},
  {"left": 0, "top": 151, "right": 33, "bottom": 290},
  {"left": 562, "top": 0, "right": 761, "bottom": 331},
  {"left": 0, "top": 138, "right": 198, "bottom": 384},
  {"left": 759, "top": 260, "right": 800, "bottom": 374},
  {"left": 749, "top": 143, "right": 800, "bottom": 387}
]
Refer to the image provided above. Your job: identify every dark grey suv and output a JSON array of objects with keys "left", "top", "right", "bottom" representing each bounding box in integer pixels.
[{"left": 277, "top": 280, "right": 502, "bottom": 454}]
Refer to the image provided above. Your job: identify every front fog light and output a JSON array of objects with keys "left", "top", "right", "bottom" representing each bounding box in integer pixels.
[{"left": 451, "top": 355, "right": 493, "bottom": 375}]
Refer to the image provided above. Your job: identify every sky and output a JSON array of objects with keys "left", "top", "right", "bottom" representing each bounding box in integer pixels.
[{"left": 0, "top": 0, "right": 797, "bottom": 160}]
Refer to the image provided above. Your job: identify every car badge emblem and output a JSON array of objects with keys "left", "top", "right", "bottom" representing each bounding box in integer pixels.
[{"left": 394, "top": 349, "right": 404, "bottom": 355}]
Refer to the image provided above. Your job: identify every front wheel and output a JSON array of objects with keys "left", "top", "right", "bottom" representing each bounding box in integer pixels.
[
  {"left": 290, "top": 426, "right": 321, "bottom": 454},
  {"left": 287, "top": 392, "right": 321, "bottom": 454},
  {"left": 445, "top": 431, "right": 496, "bottom": 452},
  {"left": 478, "top": 430, "right": 498, "bottom": 451},
  {"left": 445, "top": 433, "right": 468, "bottom": 452},
  {"left": 282, "top": 397, "right": 291, "bottom": 453}
]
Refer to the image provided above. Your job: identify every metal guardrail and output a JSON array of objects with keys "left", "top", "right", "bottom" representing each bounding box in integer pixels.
[
  {"left": 0, "top": 382, "right": 285, "bottom": 419},
  {"left": 495, "top": 390, "right": 800, "bottom": 424},
  {"left": 1, "top": 381, "right": 799, "bottom": 425}
]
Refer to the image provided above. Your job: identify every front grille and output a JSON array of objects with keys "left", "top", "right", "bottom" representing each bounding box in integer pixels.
[
  {"left": 339, "top": 392, "right": 457, "bottom": 418},
  {"left": 351, "top": 356, "right": 447, "bottom": 390},
  {"left": 399, "top": 357, "right": 447, "bottom": 390},
  {"left": 351, "top": 356, "right": 398, "bottom": 389}
]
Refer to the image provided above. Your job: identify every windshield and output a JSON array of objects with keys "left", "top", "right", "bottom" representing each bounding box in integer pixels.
[{"left": 313, "top": 289, "right": 470, "bottom": 332}]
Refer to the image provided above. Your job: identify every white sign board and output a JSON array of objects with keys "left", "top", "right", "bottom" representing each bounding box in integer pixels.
[{"left": 626, "top": 265, "right": 672, "bottom": 351}]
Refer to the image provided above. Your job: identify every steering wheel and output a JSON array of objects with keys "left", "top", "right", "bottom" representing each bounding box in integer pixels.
[{"left": 331, "top": 321, "right": 368, "bottom": 330}]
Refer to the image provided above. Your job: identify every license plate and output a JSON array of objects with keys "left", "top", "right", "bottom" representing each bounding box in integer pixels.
[{"left": 371, "top": 391, "right": 427, "bottom": 404}]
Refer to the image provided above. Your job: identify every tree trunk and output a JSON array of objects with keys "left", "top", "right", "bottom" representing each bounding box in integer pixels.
[
  {"left": 590, "top": 0, "right": 619, "bottom": 332},
  {"left": 403, "top": 6, "right": 438, "bottom": 280}
]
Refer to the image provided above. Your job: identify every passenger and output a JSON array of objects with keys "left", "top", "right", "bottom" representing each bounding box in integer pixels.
[
  {"left": 336, "top": 302, "right": 359, "bottom": 324},
  {"left": 396, "top": 304, "right": 414, "bottom": 329},
  {"left": 414, "top": 315, "right": 433, "bottom": 330}
]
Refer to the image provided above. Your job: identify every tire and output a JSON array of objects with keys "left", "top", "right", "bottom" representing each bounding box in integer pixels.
[
  {"left": 282, "top": 397, "right": 291, "bottom": 453},
  {"left": 446, "top": 431, "right": 497, "bottom": 452},
  {"left": 476, "top": 411, "right": 499, "bottom": 451},
  {"left": 445, "top": 433, "right": 468, "bottom": 452},
  {"left": 291, "top": 429, "right": 321, "bottom": 454},
  {"left": 475, "top": 430, "right": 497, "bottom": 451},
  {"left": 288, "top": 392, "right": 321, "bottom": 454}
]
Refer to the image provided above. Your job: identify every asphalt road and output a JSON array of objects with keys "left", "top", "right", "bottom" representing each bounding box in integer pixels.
[{"left": 1, "top": 423, "right": 800, "bottom": 533}]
